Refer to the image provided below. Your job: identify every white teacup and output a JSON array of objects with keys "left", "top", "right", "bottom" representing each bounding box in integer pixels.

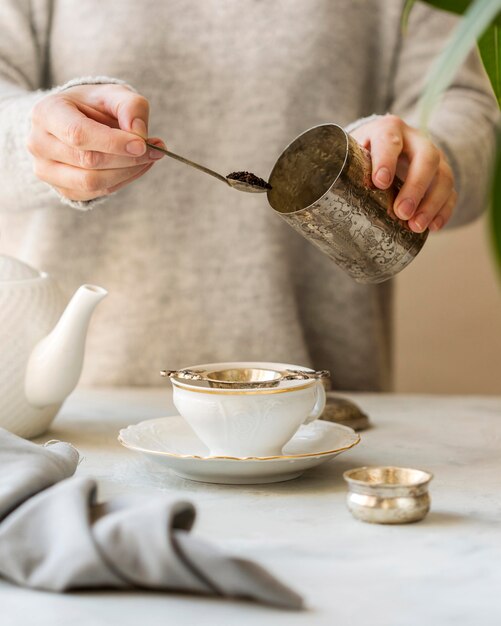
[{"left": 166, "top": 361, "right": 327, "bottom": 458}]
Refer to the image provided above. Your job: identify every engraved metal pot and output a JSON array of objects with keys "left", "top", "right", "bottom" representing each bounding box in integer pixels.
[
  {"left": 343, "top": 466, "right": 433, "bottom": 524},
  {"left": 267, "top": 124, "right": 428, "bottom": 283}
]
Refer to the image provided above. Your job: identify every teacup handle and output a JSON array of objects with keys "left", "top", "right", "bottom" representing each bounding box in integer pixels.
[{"left": 303, "top": 381, "right": 326, "bottom": 425}]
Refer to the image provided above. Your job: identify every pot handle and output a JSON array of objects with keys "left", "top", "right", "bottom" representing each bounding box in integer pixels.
[{"left": 303, "top": 380, "right": 326, "bottom": 425}]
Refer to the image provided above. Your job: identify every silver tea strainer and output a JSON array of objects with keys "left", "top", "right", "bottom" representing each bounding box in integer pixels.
[{"left": 161, "top": 366, "right": 330, "bottom": 390}]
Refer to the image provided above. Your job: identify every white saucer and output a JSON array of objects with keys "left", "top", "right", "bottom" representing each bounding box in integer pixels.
[{"left": 118, "top": 416, "right": 361, "bottom": 484}]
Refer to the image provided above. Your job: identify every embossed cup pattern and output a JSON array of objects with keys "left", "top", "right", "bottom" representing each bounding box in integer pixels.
[{"left": 173, "top": 384, "right": 321, "bottom": 457}]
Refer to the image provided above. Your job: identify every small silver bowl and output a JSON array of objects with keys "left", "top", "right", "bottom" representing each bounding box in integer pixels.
[{"left": 343, "top": 466, "right": 433, "bottom": 524}]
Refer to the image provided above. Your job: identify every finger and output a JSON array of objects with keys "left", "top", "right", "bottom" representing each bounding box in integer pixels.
[
  {"left": 146, "top": 136, "right": 167, "bottom": 160},
  {"left": 53, "top": 163, "right": 154, "bottom": 201},
  {"left": 367, "top": 118, "right": 404, "bottom": 189},
  {"left": 36, "top": 97, "right": 147, "bottom": 156},
  {"left": 34, "top": 158, "right": 152, "bottom": 194},
  {"left": 29, "top": 128, "right": 156, "bottom": 169},
  {"left": 74, "top": 102, "right": 121, "bottom": 129},
  {"left": 107, "top": 163, "right": 154, "bottom": 193},
  {"left": 408, "top": 165, "right": 455, "bottom": 233},
  {"left": 53, "top": 185, "right": 110, "bottom": 203},
  {"left": 92, "top": 86, "right": 150, "bottom": 138},
  {"left": 350, "top": 128, "right": 371, "bottom": 150},
  {"left": 394, "top": 134, "right": 440, "bottom": 221},
  {"left": 428, "top": 191, "right": 457, "bottom": 232}
]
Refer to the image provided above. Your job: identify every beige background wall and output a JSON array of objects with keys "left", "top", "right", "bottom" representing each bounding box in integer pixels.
[{"left": 394, "top": 214, "right": 501, "bottom": 394}]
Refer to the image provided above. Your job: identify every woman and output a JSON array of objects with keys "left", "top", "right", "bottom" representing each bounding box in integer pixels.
[{"left": 0, "top": 0, "right": 497, "bottom": 390}]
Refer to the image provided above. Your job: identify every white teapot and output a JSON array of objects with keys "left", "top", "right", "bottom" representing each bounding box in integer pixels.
[{"left": 0, "top": 255, "right": 107, "bottom": 438}]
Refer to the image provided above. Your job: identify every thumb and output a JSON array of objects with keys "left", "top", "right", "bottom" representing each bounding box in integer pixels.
[{"left": 98, "top": 85, "right": 150, "bottom": 139}]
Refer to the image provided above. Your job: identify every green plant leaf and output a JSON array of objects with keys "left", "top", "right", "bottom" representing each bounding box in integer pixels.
[
  {"left": 421, "top": 1, "right": 484, "bottom": 17},
  {"left": 489, "top": 130, "right": 501, "bottom": 272},
  {"left": 401, "top": 0, "right": 417, "bottom": 33},
  {"left": 479, "top": 25, "right": 501, "bottom": 106},
  {"left": 481, "top": 27, "right": 501, "bottom": 271},
  {"left": 417, "top": 0, "right": 501, "bottom": 129},
  {"left": 402, "top": 0, "right": 501, "bottom": 28}
]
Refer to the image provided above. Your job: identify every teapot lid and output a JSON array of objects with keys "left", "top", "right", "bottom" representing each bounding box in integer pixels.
[{"left": 0, "top": 255, "right": 41, "bottom": 281}]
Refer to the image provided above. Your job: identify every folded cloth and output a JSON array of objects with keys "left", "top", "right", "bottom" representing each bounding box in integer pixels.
[{"left": 0, "top": 428, "right": 302, "bottom": 609}]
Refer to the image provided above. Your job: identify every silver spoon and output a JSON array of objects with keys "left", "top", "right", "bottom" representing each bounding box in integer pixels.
[{"left": 146, "top": 142, "right": 269, "bottom": 193}]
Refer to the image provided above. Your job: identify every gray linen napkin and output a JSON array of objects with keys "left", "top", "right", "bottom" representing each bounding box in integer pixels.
[{"left": 0, "top": 428, "right": 302, "bottom": 609}]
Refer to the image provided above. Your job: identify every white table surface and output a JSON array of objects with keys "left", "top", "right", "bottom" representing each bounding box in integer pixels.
[{"left": 2, "top": 388, "right": 501, "bottom": 626}]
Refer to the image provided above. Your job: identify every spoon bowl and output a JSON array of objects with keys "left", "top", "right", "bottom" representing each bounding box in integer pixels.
[
  {"left": 225, "top": 178, "right": 268, "bottom": 193},
  {"left": 146, "top": 142, "right": 269, "bottom": 193}
]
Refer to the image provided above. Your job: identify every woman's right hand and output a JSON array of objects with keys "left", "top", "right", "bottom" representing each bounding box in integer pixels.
[{"left": 28, "top": 83, "right": 165, "bottom": 202}]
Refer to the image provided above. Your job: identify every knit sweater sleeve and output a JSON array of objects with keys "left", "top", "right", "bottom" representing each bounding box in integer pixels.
[
  {"left": 0, "top": 1, "right": 124, "bottom": 213},
  {"left": 347, "top": 3, "right": 499, "bottom": 229},
  {"left": 0, "top": 0, "right": 51, "bottom": 213}
]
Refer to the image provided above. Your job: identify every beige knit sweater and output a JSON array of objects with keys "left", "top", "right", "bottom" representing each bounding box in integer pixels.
[{"left": 0, "top": 0, "right": 498, "bottom": 390}]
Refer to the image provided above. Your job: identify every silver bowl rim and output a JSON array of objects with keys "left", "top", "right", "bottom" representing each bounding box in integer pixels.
[
  {"left": 267, "top": 123, "right": 349, "bottom": 215},
  {"left": 343, "top": 465, "right": 433, "bottom": 489}
]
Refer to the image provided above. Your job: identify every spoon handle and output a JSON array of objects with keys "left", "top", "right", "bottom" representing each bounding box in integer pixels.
[{"left": 146, "top": 142, "right": 230, "bottom": 186}]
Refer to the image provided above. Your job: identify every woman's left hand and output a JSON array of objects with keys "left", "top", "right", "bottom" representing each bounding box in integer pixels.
[{"left": 351, "top": 115, "right": 457, "bottom": 232}]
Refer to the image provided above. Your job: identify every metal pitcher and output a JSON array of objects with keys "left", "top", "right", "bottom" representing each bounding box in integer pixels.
[{"left": 267, "top": 124, "right": 428, "bottom": 283}]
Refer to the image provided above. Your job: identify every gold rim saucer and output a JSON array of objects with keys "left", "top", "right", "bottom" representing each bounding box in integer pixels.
[{"left": 118, "top": 418, "right": 361, "bottom": 462}]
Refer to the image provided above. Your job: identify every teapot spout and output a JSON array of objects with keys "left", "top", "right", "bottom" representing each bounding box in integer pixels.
[{"left": 25, "top": 285, "right": 107, "bottom": 407}]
